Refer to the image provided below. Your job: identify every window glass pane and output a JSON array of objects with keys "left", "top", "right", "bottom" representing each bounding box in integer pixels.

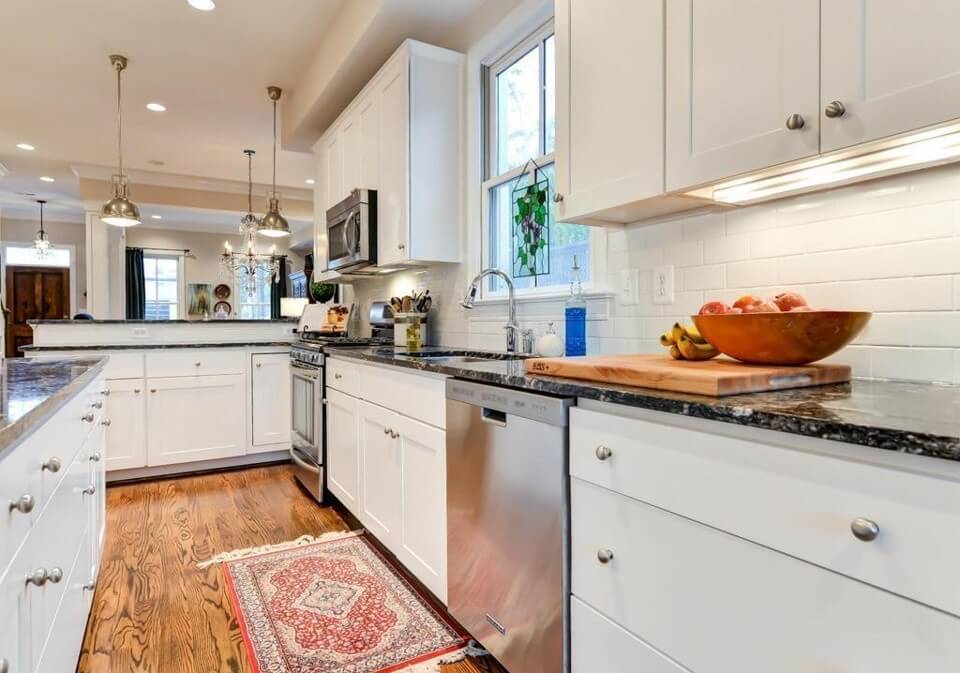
[
  {"left": 497, "top": 45, "right": 541, "bottom": 174},
  {"left": 5, "top": 245, "right": 71, "bottom": 268},
  {"left": 486, "top": 162, "right": 590, "bottom": 293},
  {"left": 157, "top": 280, "right": 178, "bottom": 302},
  {"left": 157, "top": 258, "right": 177, "bottom": 280},
  {"left": 145, "top": 282, "right": 157, "bottom": 301},
  {"left": 143, "top": 257, "right": 157, "bottom": 278},
  {"left": 544, "top": 34, "right": 556, "bottom": 154}
]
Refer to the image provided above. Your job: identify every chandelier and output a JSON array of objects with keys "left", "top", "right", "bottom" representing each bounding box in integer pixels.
[
  {"left": 220, "top": 149, "right": 281, "bottom": 296},
  {"left": 33, "top": 199, "right": 51, "bottom": 258}
]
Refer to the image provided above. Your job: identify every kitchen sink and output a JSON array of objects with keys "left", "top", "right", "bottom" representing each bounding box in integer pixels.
[{"left": 382, "top": 349, "right": 526, "bottom": 362}]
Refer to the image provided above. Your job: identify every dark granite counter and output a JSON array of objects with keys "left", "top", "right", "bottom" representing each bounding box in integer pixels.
[
  {"left": 0, "top": 357, "right": 107, "bottom": 459},
  {"left": 326, "top": 346, "right": 960, "bottom": 462},
  {"left": 22, "top": 341, "right": 293, "bottom": 352},
  {"left": 28, "top": 319, "right": 297, "bottom": 325}
]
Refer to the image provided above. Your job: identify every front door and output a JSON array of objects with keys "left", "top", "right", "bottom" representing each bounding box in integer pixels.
[{"left": 5, "top": 266, "right": 69, "bottom": 357}]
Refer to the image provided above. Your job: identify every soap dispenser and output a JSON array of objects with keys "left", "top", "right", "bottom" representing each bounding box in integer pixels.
[{"left": 564, "top": 256, "right": 587, "bottom": 356}]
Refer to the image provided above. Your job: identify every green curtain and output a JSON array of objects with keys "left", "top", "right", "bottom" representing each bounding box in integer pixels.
[
  {"left": 125, "top": 247, "right": 146, "bottom": 320},
  {"left": 271, "top": 256, "right": 287, "bottom": 320}
]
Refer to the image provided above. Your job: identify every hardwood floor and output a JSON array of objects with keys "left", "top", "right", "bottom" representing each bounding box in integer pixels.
[{"left": 78, "top": 464, "right": 503, "bottom": 673}]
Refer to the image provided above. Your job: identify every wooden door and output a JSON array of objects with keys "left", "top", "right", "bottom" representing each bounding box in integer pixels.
[
  {"left": 326, "top": 389, "right": 361, "bottom": 513},
  {"left": 5, "top": 266, "right": 69, "bottom": 357},
  {"left": 555, "top": 0, "right": 665, "bottom": 222},
  {"left": 665, "top": 0, "right": 820, "bottom": 191},
  {"left": 821, "top": 0, "right": 960, "bottom": 153}
]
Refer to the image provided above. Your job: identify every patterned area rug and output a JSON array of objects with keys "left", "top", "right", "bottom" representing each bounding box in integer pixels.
[{"left": 220, "top": 531, "right": 468, "bottom": 673}]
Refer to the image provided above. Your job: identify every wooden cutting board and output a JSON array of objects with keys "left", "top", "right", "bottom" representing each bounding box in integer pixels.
[{"left": 524, "top": 354, "right": 851, "bottom": 396}]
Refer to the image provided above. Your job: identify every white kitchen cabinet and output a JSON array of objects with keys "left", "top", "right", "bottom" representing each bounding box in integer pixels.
[
  {"left": 250, "top": 353, "right": 291, "bottom": 451},
  {"left": 326, "top": 388, "right": 361, "bottom": 512},
  {"left": 0, "top": 533, "right": 30, "bottom": 673},
  {"left": 83, "top": 420, "right": 107, "bottom": 578},
  {"left": 313, "top": 40, "right": 463, "bottom": 270},
  {"left": 102, "top": 378, "right": 146, "bottom": 470},
  {"left": 665, "top": 0, "right": 820, "bottom": 191},
  {"left": 395, "top": 413, "right": 447, "bottom": 602},
  {"left": 358, "top": 401, "right": 402, "bottom": 544},
  {"left": 821, "top": 0, "right": 960, "bottom": 153},
  {"left": 554, "top": 0, "right": 678, "bottom": 225},
  {"left": 146, "top": 374, "right": 245, "bottom": 466}
]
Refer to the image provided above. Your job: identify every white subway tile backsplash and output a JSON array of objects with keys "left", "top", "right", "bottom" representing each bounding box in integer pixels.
[
  {"left": 680, "top": 264, "right": 725, "bottom": 291},
  {"left": 681, "top": 212, "right": 725, "bottom": 241},
  {"left": 871, "top": 347, "right": 955, "bottom": 383},
  {"left": 703, "top": 233, "right": 751, "bottom": 264},
  {"left": 954, "top": 275, "right": 960, "bottom": 309},
  {"left": 726, "top": 259, "right": 779, "bottom": 288},
  {"left": 662, "top": 240, "right": 703, "bottom": 267}
]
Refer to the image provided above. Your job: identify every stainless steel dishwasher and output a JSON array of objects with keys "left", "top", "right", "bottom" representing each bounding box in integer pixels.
[{"left": 446, "top": 379, "right": 572, "bottom": 673}]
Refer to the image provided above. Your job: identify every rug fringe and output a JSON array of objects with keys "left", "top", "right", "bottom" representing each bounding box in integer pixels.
[
  {"left": 399, "top": 641, "right": 491, "bottom": 672},
  {"left": 197, "top": 529, "right": 364, "bottom": 568}
]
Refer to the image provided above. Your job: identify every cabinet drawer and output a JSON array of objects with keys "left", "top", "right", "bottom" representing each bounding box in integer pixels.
[
  {"left": 571, "top": 478, "right": 960, "bottom": 673},
  {"left": 145, "top": 349, "right": 244, "bottom": 378},
  {"left": 571, "top": 598, "right": 685, "bottom": 673},
  {"left": 100, "top": 351, "right": 144, "bottom": 379},
  {"left": 571, "top": 407, "right": 960, "bottom": 616},
  {"left": 326, "top": 357, "right": 358, "bottom": 396},
  {"left": 358, "top": 363, "right": 446, "bottom": 428},
  {"left": 34, "top": 530, "right": 89, "bottom": 673},
  {"left": 0, "top": 439, "right": 37, "bottom": 580}
]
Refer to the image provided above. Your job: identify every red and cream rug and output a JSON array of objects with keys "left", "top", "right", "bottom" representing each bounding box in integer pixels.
[{"left": 216, "top": 531, "right": 469, "bottom": 673}]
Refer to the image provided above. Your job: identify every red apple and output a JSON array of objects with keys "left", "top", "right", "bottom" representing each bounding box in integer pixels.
[
  {"left": 773, "top": 292, "right": 808, "bottom": 312},
  {"left": 733, "top": 295, "right": 764, "bottom": 311},
  {"left": 698, "top": 301, "right": 732, "bottom": 315}
]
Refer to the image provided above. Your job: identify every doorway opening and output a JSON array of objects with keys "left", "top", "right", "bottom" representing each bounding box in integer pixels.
[{"left": 4, "top": 244, "right": 72, "bottom": 357}]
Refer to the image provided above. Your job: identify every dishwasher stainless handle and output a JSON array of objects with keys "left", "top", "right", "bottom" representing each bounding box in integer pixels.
[
  {"left": 480, "top": 407, "right": 507, "bottom": 427},
  {"left": 289, "top": 448, "right": 320, "bottom": 474}
]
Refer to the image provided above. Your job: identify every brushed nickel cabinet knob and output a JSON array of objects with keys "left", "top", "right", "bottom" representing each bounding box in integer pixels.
[
  {"left": 83, "top": 580, "right": 96, "bottom": 592},
  {"left": 101, "top": 389, "right": 111, "bottom": 396},
  {"left": 8, "top": 494, "right": 35, "bottom": 514},
  {"left": 597, "top": 548, "right": 615, "bottom": 564},
  {"left": 595, "top": 445, "right": 613, "bottom": 461},
  {"left": 553, "top": 192, "right": 564, "bottom": 203},
  {"left": 47, "top": 567, "right": 63, "bottom": 584},
  {"left": 134, "top": 388, "right": 142, "bottom": 394},
  {"left": 89, "top": 453, "right": 102, "bottom": 462},
  {"left": 42, "top": 457, "right": 62, "bottom": 472},
  {"left": 101, "top": 419, "right": 112, "bottom": 427},
  {"left": 25, "top": 568, "right": 48, "bottom": 586},
  {"left": 0, "top": 655, "right": 9, "bottom": 673},
  {"left": 82, "top": 412, "right": 95, "bottom": 423},
  {"left": 82, "top": 485, "right": 96, "bottom": 496},
  {"left": 91, "top": 400, "right": 103, "bottom": 409},
  {"left": 824, "top": 100, "right": 846, "bottom": 118},
  {"left": 785, "top": 113, "right": 805, "bottom": 130},
  {"left": 851, "top": 518, "right": 880, "bottom": 542}
]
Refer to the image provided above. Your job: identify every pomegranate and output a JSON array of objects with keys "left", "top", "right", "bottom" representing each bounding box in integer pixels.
[
  {"left": 741, "top": 300, "right": 780, "bottom": 313},
  {"left": 698, "top": 301, "right": 732, "bottom": 315},
  {"left": 732, "top": 295, "right": 764, "bottom": 311},
  {"left": 773, "top": 292, "right": 808, "bottom": 312}
]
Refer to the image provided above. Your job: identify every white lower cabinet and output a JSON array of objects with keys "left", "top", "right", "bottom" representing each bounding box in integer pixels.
[
  {"left": 326, "top": 389, "right": 360, "bottom": 512},
  {"left": 250, "top": 353, "right": 291, "bottom": 451},
  {"left": 571, "top": 598, "right": 683, "bottom": 673},
  {"left": 0, "top": 374, "right": 106, "bottom": 673},
  {"left": 147, "top": 374, "right": 245, "bottom": 466},
  {"left": 103, "top": 378, "right": 146, "bottom": 471},
  {"left": 328, "top": 359, "right": 448, "bottom": 603}
]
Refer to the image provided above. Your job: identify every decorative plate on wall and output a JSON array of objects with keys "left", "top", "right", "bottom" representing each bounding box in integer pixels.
[
  {"left": 214, "top": 300, "right": 232, "bottom": 316},
  {"left": 214, "top": 283, "right": 231, "bottom": 299}
]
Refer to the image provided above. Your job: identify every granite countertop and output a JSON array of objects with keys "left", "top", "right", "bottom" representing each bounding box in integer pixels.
[
  {"left": 0, "top": 357, "right": 107, "bottom": 459},
  {"left": 21, "top": 341, "right": 294, "bottom": 352},
  {"left": 326, "top": 346, "right": 960, "bottom": 462},
  {"left": 29, "top": 319, "right": 298, "bottom": 325}
]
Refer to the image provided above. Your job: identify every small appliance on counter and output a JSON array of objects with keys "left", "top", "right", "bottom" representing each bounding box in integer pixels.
[{"left": 369, "top": 301, "right": 396, "bottom": 341}]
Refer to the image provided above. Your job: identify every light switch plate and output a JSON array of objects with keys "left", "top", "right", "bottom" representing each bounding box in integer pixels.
[
  {"left": 652, "top": 265, "right": 675, "bottom": 305},
  {"left": 618, "top": 269, "right": 639, "bottom": 306}
]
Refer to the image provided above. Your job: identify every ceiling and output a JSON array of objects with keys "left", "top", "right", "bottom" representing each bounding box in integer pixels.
[{"left": 0, "top": 0, "right": 344, "bottom": 225}]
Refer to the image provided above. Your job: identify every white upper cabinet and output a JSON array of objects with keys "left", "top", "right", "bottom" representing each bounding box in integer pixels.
[
  {"left": 820, "top": 0, "right": 960, "bottom": 153},
  {"left": 313, "top": 40, "right": 463, "bottom": 269},
  {"left": 555, "top": 0, "right": 676, "bottom": 224},
  {"left": 665, "top": 0, "right": 821, "bottom": 191}
]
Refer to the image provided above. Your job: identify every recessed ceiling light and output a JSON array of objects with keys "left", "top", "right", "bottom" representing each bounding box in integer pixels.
[
  {"left": 39, "top": 176, "right": 55, "bottom": 183},
  {"left": 151, "top": 214, "right": 163, "bottom": 219},
  {"left": 305, "top": 178, "right": 316, "bottom": 185},
  {"left": 187, "top": 0, "right": 215, "bottom": 10},
  {"left": 146, "top": 102, "right": 167, "bottom": 112},
  {"left": 16, "top": 143, "right": 35, "bottom": 151}
]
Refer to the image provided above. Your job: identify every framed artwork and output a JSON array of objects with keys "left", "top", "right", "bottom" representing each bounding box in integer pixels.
[{"left": 187, "top": 283, "right": 214, "bottom": 318}]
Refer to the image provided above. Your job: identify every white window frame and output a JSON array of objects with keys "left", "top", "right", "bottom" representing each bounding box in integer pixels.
[
  {"left": 479, "top": 20, "right": 606, "bottom": 300},
  {"left": 234, "top": 263, "right": 274, "bottom": 320},
  {"left": 142, "top": 249, "right": 184, "bottom": 321}
]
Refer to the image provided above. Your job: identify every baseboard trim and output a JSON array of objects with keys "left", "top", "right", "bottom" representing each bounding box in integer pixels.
[{"left": 106, "top": 451, "right": 290, "bottom": 484}]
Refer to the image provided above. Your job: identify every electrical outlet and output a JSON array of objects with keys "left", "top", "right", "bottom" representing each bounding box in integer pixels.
[
  {"left": 652, "top": 265, "right": 675, "bottom": 305},
  {"left": 132, "top": 328, "right": 148, "bottom": 338},
  {"left": 618, "top": 269, "right": 639, "bottom": 306}
]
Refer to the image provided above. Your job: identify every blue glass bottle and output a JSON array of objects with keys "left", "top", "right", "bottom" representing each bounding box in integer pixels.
[{"left": 565, "top": 255, "right": 586, "bottom": 356}]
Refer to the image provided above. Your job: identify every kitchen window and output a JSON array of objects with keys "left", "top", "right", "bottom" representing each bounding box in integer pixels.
[
  {"left": 235, "top": 265, "right": 273, "bottom": 319},
  {"left": 143, "top": 252, "right": 182, "bottom": 320},
  {"left": 481, "top": 21, "right": 596, "bottom": 297}
]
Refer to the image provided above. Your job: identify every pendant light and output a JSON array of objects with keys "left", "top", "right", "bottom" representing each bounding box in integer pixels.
[
  {"left": 33, "top": 200, "right": 51, "bottom": 258},
  {"left": 257, "top": 86, "right": 290, "bottom": 238},
  {"left": 100, "top": 54, "right": 141, "bottom": 227},
  {"left": 240, "top": 148, "right": 260, "bottom": 234}
]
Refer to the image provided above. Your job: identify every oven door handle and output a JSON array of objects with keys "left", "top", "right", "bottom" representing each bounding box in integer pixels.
[
  {"left": 291, "top": 363, "right": 321, "bottom": 379},
  {"left": 290, "top": 447, "right": 320, "bottom": 474}
]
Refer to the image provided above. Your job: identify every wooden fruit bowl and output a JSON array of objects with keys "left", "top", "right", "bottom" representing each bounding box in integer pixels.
[{"left": 691, "top": 311, "right": 871, "bottom": 366}]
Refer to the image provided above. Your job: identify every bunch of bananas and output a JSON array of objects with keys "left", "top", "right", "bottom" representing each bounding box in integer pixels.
[{"left": 659, "top": 322, "right": 720, "bottom": 361}]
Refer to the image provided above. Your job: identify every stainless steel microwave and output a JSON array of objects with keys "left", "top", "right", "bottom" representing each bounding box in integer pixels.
[{"left": 326, "top": 189, "right": 377, "bottom": 273}]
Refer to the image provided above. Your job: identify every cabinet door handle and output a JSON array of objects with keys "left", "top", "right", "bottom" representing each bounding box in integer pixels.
[
  {"left": 553, "top": 192, "right": 564, "bottom": 203},
  {"left": 82, "top": 412, "right": 95, "bottom": 423},
  {"left": 397, "top": 243, "right": 406, "bottom": 251},
  {"left": 824, "top": 100, "right": 846, "bottom": 118},
  {"left": 100, "top": 389, "right": 111, "bottom": 396},
  {"left": 785, "top": 113, "right": 805, "bottom": 130},
  {"left": 851, "top": 518, "right": 880, "bottom": 542},
  {"left": 82, "top": 485, "right": 96, "bottom": 496},
  {"left": 134, "top": 388, "right": 142, "bottom": 394},
  {"left": 89, "top": 453, "right": 102, "bottom": 462},
  {"left": 334, "top": 373, "right": 342, "bottom": 380},
  {"left": 194, "top": 361, "right": 202, "bottom": 367},
  {"left": 597, "top": 548, "right": 615, "bottom": 564},
  {"left": 25, "top": 568, "right": 49, "bottom": 586},
  {"left": 256, "top": 362, "right": 262, "bottom": 368},
  {"left": 150, "top": 388, "right": 157, "bottom": 393},
  {"left": 91, "top": 400, "right": 103, "bottom": 409},
  {"left": 390, "top": 430, "right": 399, "bottom": 439},
  {"left": 0, "top": 655, "right": 8, "bottom": 673},
  {"left": 47, "top": 567, "right": 63, "bottom": 584},
  {"left": 82, "top": 580, "right": 96, "bottom": 592},
  {"left": 8, "top": 494, "right": 35, "bottom": 514},
  {"left": 595, "top": 445, "right": 613, "bottom": 461},
  {"left": 383, "top": 427, "right": 391, "bottom": 435},
  {"left": 42, "top": 457, "right": 62, "bottom": 472},
  {"left": 101, "top": 419, "right": 112, "bottom": 427}
]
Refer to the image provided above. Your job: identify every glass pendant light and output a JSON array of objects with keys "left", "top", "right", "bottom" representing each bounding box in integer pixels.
[
  {"left": 33, "top": 200, "right": 51, "bottom": 258},
  {"left": 100, "top": 55, "right": 141, "bottom": 227},
  {"left": 258, "top": 86, "right": 290, "bottom": 238},
  {"left": 240, "top": 148, "right": 260, "bottom": 235}
]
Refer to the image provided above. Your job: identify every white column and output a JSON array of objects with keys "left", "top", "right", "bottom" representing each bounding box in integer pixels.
[{"left": 85, "top": 212, "right": 126, "bottom": 319}]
